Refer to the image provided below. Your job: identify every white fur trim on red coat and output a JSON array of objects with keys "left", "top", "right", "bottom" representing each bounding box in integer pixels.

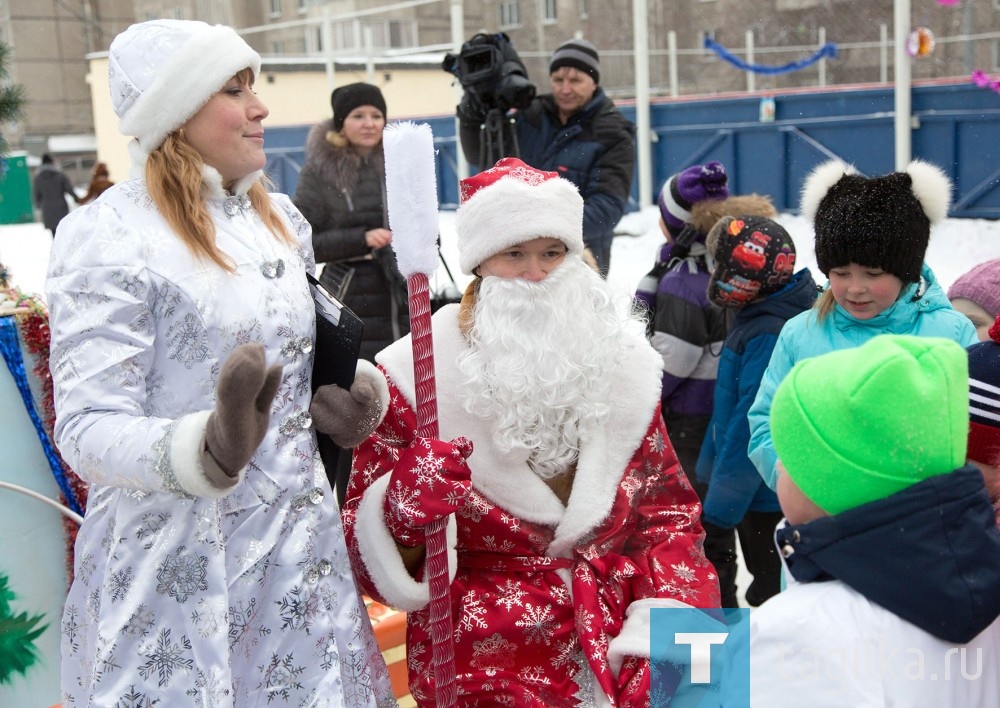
[
  {"left": 169, "top": 409, "right": 241, "bottom": 499},
  {"left": 354, "top": 473, "right": 458, "bottom": 612}
]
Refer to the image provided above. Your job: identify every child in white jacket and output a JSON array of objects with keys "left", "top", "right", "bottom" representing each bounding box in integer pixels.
[{"left": 746, "top": 335, "right": 1000, "bottom": 707}]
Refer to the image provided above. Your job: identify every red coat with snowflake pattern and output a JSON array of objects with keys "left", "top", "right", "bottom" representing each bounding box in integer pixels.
[{"left": 342, "top": 304, "right": 721, "bottom": 706}]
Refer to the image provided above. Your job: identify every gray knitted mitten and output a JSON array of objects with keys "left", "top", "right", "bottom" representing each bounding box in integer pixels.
[
  {"left": 202, "top": 343, "right": 283, "bottom": 487},
  {"left": 311, "top": 374, "right": 383, "bottom": 448}
]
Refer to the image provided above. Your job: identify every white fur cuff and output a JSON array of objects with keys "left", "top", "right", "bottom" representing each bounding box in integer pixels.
[
  {"left": 355, "top": 473, "right": 457, "bottom": 612},
  {"left": 606, "top": 597, "right": 697, "bottom": 677},
  {"left": 169, "top": 410, "right": 240, "bottom": 499}
]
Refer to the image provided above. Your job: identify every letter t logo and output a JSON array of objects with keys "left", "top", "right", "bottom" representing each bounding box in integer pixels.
[{"left": 674, "top": 632, "right": 729, "bottom": 683}]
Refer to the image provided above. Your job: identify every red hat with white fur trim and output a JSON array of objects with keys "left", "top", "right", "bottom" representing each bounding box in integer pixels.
[{"left": 456, "top": 157, "right": 584, "bottom": 275}]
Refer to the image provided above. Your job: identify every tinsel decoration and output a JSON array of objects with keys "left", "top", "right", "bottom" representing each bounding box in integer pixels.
[
  {"left": 1, "top": 289, "right": 88, "bottom": 582},
  {"left": 972, "top": 69, "right": 1000, "bottom": 96}
]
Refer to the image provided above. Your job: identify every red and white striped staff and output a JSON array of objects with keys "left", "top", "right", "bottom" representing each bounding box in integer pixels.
[{"left": 383, "top": 121, "right": 456, "bottom": 706}]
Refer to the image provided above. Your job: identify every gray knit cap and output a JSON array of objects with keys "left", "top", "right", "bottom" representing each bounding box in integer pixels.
[{"left": 549, "top": 39, "right": 600, "bottom": 84}]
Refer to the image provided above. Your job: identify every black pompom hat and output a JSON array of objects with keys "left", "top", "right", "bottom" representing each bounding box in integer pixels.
[{"left": 800, "top": 159, "right": 951, "bottom": 283}]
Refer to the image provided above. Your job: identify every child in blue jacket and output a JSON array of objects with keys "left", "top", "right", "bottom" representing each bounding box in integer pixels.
[
  {"left": 748, "top": 159, "right": 977, "bottom": 490},
  {"left": 696, "top": 215, "right": 818, "bottom": 607}
]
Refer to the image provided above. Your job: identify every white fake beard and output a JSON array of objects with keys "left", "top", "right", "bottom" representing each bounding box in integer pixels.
[{"left": 456, "top": 257, "right": 644, "bottom": 480}]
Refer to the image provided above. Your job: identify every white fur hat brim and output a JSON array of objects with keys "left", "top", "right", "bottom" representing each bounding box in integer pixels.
[
  {"left": 456, "top": 175, "right": 584, "bottom": 274},
  {"left": 110, "top": 20, "right": 261, "bottom": 155}
]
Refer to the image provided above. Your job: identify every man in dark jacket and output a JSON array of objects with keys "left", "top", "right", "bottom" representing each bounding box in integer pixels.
[
  {"left": 33, "top": 154, "right": 79, "bottom": 236},
  {"left": 458, "top": 39, "right": 635, "bottom": 275}
]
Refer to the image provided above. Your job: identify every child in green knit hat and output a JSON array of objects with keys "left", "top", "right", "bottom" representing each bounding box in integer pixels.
[{"left": 745, "top": 334, "right": 1000, "bottom": 706}]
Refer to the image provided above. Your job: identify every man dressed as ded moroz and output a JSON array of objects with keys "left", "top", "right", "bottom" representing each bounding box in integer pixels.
[{"left": 452, "top": 35, "right": 635, "bottom": 276}]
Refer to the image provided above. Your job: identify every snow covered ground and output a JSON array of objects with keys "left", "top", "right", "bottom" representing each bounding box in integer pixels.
[{"left": 7, "top": 205, "right": 1000, "bottom": 305}]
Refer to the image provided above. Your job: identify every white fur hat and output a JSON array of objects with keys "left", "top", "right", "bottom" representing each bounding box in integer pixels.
[
  {"left": 108, "top": 19, "right": 261, "bottom": 157},
  {"left": 456, "top": 157, "right": 584, "bottom": 275}
]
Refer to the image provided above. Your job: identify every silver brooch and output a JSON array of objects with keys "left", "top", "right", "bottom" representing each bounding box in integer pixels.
[
  {"left": 224, "top": 194, "right": 252, "bottom": 217},
  {"left": 260, "top": 258, "right": 285, "bottom": 279}
]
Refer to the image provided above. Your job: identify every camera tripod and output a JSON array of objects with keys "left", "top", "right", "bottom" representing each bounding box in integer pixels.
[{"left": 476, "top": 107, "right": 522, "bottom": 168}]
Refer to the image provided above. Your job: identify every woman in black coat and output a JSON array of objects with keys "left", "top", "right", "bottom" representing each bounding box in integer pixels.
[
  {"left": 294, "top": 82, "right": 409, "bottom": 361},
  {"left": 294, "top": 83, "right": 409, "bottom": 501}
]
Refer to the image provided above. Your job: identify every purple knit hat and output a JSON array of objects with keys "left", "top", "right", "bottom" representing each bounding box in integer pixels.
[
  {"left": 658, "top": 161, "right": 729, "bottom": 237},
  {"left": 948, "top": 259, "right": 1000, "bottom": 318}
]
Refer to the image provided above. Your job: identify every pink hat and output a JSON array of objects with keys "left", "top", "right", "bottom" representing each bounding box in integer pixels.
[{"left": 948, "top": 259, "right": 1000, "bottom": 318}]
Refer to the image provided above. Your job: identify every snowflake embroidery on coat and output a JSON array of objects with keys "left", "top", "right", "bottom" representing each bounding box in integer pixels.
[
  {"left": 275, "top": 585, "right": 319, "bottom": 633},
  {"left": 458, "top": 488, "right": 493, "bottom": 523},
  {"left": 155, "top": 545, "right": 209, "bottom": 603},
  {"left": 456, "top": 588, "right": 490, "bottom": 642},
  {"left": 470, "top": 632, "right": 517, "bottom": 676},
  {"left": 165, "top": 313, "right": 210, "bottom": 369},
  {"left": 257, "top": 652, "right": 307, "bottom": 701},
  {"left": 137, "top": 627, "right": 194, "bottom": 687},
  {"left": 228, "top": 598, "right": 269, "bottom": 657},
  {"left": 62, "top": 604, "right": 82, "bottom": 654},
  {"left": 185, "top": 665, "right": 231, "bottom": 704},
  {"left": 115, "top": 684, "right": 160, "bottom": 708},
  {"left": 515, "top": 603, "right": 558, "bottom": 645},
  {"left": 494, "top": 578, "right": 528, "bottom": 611},
  {"left": 123, "top": 603, "right": 156, "bottom": 639},
  {"left": 190, "top": 596, "right": 227, "bottom": 639},
  {"left": 108, "top": 566, "right": 134, "bottom": 603},
  {"left": 646, "top": 427, "right": 668, "bottom": 455},
  {"left": 135, "top": 512, "right": 171, "bottom": 550}
]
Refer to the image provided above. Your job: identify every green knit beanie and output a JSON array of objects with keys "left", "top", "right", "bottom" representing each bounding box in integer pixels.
[{"left": 771, "top": 335, "right": 969, "bottom": 516}]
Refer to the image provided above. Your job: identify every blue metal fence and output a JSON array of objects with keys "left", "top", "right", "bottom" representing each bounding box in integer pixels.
[{"left": 265, "top": 81, "right": 999, "bottom": 219}]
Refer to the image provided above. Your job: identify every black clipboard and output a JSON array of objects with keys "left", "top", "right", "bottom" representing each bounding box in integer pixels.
[{"left": 307, "top": 273, "right": 364, "bottom": 391}]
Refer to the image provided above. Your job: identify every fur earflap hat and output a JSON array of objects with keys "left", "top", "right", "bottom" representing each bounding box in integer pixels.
[
  {"left": 800, "top": 159, "right": 951, "bottom": 283},
  {"left": 772, "top": 334, "right": 968, "bottom": 516},
  {"left": 109, "top": 20, "right": 261, "bottom": 158},
  {"left": 331, "top": 82, "right": 387, "bottom": 132},
  {"left": 658, "top": 162, "right": 729, "bottom": 238},
  {"left": 706, "top": 215, "right": 797, "bottom": 308},
  {"left": 456, "top": 157, "right": 584, "bottom": 275},
  {"left": 967, "top": 314, "right": 1000, "bottom": 467}
]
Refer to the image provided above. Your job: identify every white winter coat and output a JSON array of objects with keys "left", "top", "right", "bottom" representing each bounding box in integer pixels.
[
  {"left": 747, "top": 579, "right": 1000, "bottom": 707},
  {"left": 46, "top": 170, "right": 395, "bottom": 707}
]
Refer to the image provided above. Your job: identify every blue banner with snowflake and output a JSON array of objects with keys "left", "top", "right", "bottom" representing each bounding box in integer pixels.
[{"left": 650, "top": 607, "right": 750, "bottom": 706}]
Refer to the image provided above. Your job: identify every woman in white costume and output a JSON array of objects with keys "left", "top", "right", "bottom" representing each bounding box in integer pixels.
[{"left": 46, "top": 19, "right": 395, "bottom": 707}]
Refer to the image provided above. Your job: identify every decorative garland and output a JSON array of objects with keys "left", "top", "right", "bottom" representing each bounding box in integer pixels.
[
  {"left": 972, "top": 70, "right": 1000, "bottom": 96},
  {"left": 703, "top": 35, "right": 838, "bottom": 75},
  {"left": 0, "top": 286, "right": 88, "bottom": 580}
]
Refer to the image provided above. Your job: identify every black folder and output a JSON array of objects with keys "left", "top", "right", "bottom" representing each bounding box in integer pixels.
[{"left": 307, "top": 273, "right": 364, "bottom": 391}]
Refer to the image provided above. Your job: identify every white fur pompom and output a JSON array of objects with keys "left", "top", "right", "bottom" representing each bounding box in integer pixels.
[
  {"left": 800, "top": 159, "right": 857, "bottom": 220},
  {"left": 906, "top": 159, "right": 952, "bottom": 225}
]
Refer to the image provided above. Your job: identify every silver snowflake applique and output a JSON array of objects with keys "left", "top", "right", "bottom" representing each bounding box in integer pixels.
[
  {"left": 137, "top": 627, "right": 194, "bottom": 687},
  {"left": 108, "top": 566, "right": 134, "bottom": 603},
  {"left": 456, "top": 588, "right": 490, "bottom": 642},
  {"left": 515, "top": 603, "right": 558, "bottom": 645},
  {"left": 165, "top": 312, "right": 210, "bottom": 369},
  {"left": 275, "top": 585, "right": 319, "bottom": 633},
  {"left": 257, "top": 652, "right": 306, "bottom": 702},
  {"left": 470, "top": 632, "right": 517, "bottom": 677},
  {"left": 494, "top": 578, "right": 528, "bottom": 611},
  {"left": 123, "top": 603, "right": 156, "bottom": 639},
  {"left": 155, "top": 545, "right": 209, "bottom": 603}
]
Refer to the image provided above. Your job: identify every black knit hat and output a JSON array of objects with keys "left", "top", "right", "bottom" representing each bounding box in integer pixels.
[
  {"left": 800, "top": 159, "right": 951, "bottom": 283},
  {"left": 330, "top": 82, "right": 387, "bottom": 132},
  {"left": 706, "top": 215, "right": 797, "bottom": 308},
  {"left": 549, "top": 39, "right": 600, "bottom": 84}
]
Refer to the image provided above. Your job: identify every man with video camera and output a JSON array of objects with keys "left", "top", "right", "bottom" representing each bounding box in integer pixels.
[{"left": 447, "top": 35, "right": 636, "bottom": 276}]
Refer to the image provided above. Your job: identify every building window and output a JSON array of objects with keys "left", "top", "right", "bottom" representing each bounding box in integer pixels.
[
  {"left": 297, "top": 0, "right": 307, "bottom": 12},
  {"left": 543, "top": 0, "right": 557, "bottom": 22},
  {"left": 268, "top": 0, "right": 280, "bottom": 17},
  {"left": 499, "top": 0, "right": 520, "bottom": 29},
  {"left": 578, "top": 0, "right": 588, "bottom": 19},
  {"left": 173, "top": 7, "right": 183, "bottom": 19}
]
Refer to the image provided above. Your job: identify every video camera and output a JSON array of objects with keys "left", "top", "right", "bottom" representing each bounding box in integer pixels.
[{"left": 443, "top": 32, "right": 536, "bottom": 112}]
